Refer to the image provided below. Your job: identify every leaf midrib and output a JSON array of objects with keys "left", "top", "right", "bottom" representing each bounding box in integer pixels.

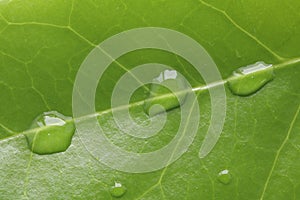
[{"left": 1, "top": 57, "right": 299, "bottom": 142}]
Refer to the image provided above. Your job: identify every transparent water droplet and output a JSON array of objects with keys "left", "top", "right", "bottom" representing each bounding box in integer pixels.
[
  {"left": 144, "top": 70, "right": 189, "bottom": 116},
  {"left": 110, "top": 182, "right": 126, "bottom": 198},
  {"left": 228, "top": 61, "right": 274, "bottom": 96},
  {"left": 25, "top": 111, "right": 75, "bottom": 155},
  {"left": 218, "top": 169, "right": 232, "bottom": 185}
]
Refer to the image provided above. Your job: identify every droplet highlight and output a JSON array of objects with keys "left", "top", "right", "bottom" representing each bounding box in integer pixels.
[
  {"left": 144, "top": 70, "right": 189, "bottom": 116},
  {"left": 110, "top": 182, "right": 126, "bottom": 198},
  {"left": 218, "top": 169, "right": 232, "bottom": 185},
  {"left": 228, "top": 61, "right": 274, "bottom": 96},
  {"left": 25, "top": 111, "right": 75, "bottom": 155}
]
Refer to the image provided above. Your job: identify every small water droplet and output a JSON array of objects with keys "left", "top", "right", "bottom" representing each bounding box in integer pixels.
[
  {"left": 144, "top": 70, "right": 189, "bottom": 116},
  {"left": 25, "top": 111, "right": 75, "bottom": 155},
  {"left": 110, "top": 182, "right": 126, "bottom": 198},
  {"left": 228, "top": 61, "right": 274, "bottom": 96},
  {"left": 218, "top": 169, "right": 232, "bottom": 185}
]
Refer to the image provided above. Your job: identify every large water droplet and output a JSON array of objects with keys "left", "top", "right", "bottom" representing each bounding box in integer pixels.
[
  {"left": 228, "top": 61, "right": 274, "bottom": 96},
  {"left": 110, "top": 182, "right": 126, "bottom": 198},
  {"left": 218, "top": 169, "right": 232, "bottom": 185},
  {"left": 144, "top": 70, "right": 189, "bottom": 116},
  {"left": 25, "top": 111, "right": 75, "bottom": 155}
]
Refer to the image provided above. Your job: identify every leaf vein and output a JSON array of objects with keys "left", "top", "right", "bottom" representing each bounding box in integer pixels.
[
  {"left": 259, "top": 104, "right": 300, "bottom": 200},
  {"left": 198, "top": 0, "right": 285, "bottom": 61}
]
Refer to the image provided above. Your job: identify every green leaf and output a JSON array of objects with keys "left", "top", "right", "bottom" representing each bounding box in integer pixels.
[{"left": 0, "top": 0, "right": 300, "bottom": 199}]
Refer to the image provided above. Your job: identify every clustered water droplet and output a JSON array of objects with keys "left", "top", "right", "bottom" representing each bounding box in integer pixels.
[
  {"left": 144, "top": 69, "right": 189, "bottom": 116},
  {"left": 217, "top": 169, "right": 232, "bottom": 185},
  {"left": 25, "top": 111, "right": 75, "bottom": 155},
  {"left": 228, "top": 61, "right": 274, "bottom": 96},
  {"left": 110, "top": 182, "right": 126, "bottom": 198}
]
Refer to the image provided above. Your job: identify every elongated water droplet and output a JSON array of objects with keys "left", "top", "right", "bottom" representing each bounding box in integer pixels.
[
  {"left": 144, "top": 70, "right": 189, "bottom": 116},
  {"left": 228, "top": 61, "right": 274, "bottom": 96},
  {"left": 218, "top": 169, "right": 232, "bottom": 185},
  {"left": 110, "top": 182, "right": 126, "bottom": 198},
  {"left": 25, "top": 111, "right": 75, "bottom": 155}
]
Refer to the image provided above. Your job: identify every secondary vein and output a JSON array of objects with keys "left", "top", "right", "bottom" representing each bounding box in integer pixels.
[
  {"left": 259, "top": 104, "right": 300, "bottom": 200},
  {"left": 198, "top": 0, "right": 285, "bottom": 61}
]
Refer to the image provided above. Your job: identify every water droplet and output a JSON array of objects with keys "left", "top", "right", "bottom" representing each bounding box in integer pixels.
[
  {"left": 144, "top": 70, "right": 189, "bottom": 116},
  {"left": 228, "top": 61, "right": 274, "bottom": 96},
  {"left": 25, "top": 111, "right": 75, "bottom": 155},
  {"left": 218, "top": 169, "right": 232, "bottom": 185},
  {"left": 110, "top": 182, "right": 126, "bottom": 198}
]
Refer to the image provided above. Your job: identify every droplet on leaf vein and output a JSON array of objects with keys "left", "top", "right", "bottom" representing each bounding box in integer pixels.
[
  {"left": 228, "top": 61, "right": 274, "bottom": 96},
  {"left": 25, "top": 111, "right": 75, "bottom": 155},
  {"left": 144, "top": 69, "right": 189, "bottom": 116}
]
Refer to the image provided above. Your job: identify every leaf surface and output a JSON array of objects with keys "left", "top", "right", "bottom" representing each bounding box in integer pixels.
[{"left": 0, "top": 0, "right": 300, "bottom": 199}]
